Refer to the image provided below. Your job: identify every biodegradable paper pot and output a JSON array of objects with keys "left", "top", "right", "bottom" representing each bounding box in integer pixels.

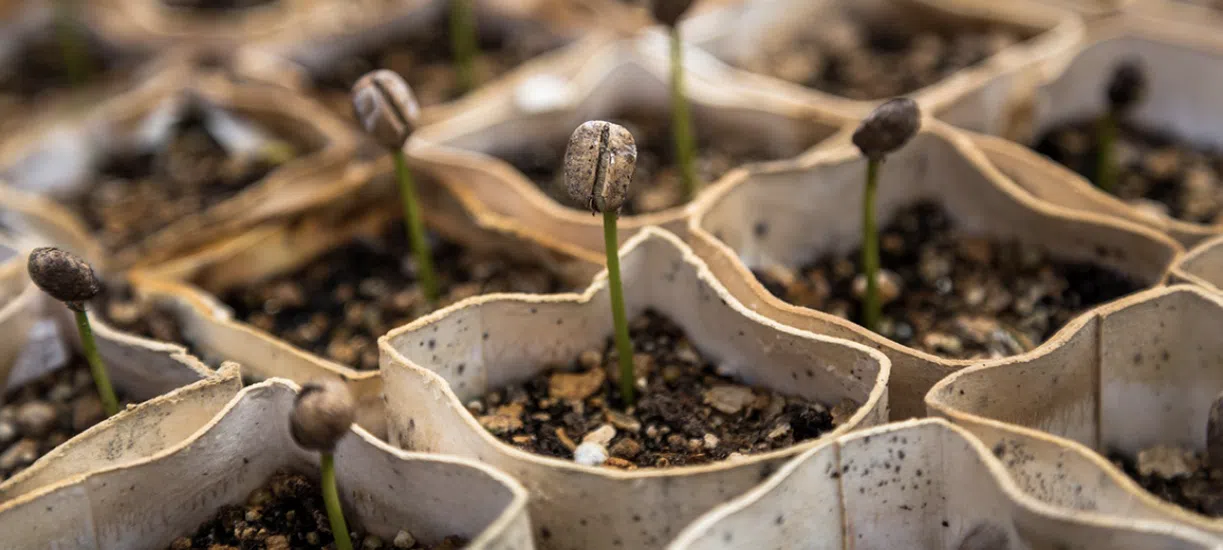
[
  {"left": 413, "top": 35, "right": 847, "bottom": 256},
  {"left": 0, "top": 66, "right": 360, "bottom": 270},
  {"left": 685, "top": 119, "right": 1182, "bottom": 420},
  {"left": 682, "top": 0, "right": 1083, "bottom": 133},
  {"left": 1172, "top": 234, "right": 1223, "bottom": 293},
  {"left": 0, "top": 363, "right": 241, "bottom": 504},
  {"left": 90, "top": 0, "right": 320, "bottom": 50},
  {"left": 0, "top": 242, "right": 43, "bottom": 388},
  {"left": 0, "top": 379, "right": 536, "bottom": 549},
  {"left": 379, "top": 227, "right": 890, "bottom": 550},
  {"left": 927, "top": 285, "right": 1223, "bottom": 538},
  {"left": 998, "top": 13, "right": 1223, "bottom": 248},
  {"left": 669, "top": 418, "right": 1217, "bottom": 550}
]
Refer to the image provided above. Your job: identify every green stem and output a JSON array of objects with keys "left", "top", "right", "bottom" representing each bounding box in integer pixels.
[
  {"left": 1095, "top": 112, "right": 1117, "bottom": 194},
  {"left": 670, "top": 26, "right": 698, "bottom": 202},
  {"left": 861, "top": 159, "right": 881, "bottom": 333},
  {"left": 603, "top": 210, "right": 635, "bottom": 407},
  {"left": 55, "top": 0, "right": 90, "bottom": 87},
  {"left": 394, "top": 150, "right": 440, "bottom": 304},
  {"left": 321, "top": 452, "right": 353, "bottom": 550},
  {"left": 450, "top": 0, "right": 478, "bottom": 94},
  {"left": 75, "top": 309, "right": 118, "bottom": 416}
]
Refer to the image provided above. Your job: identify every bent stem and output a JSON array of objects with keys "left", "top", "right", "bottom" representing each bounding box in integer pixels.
[
  {"left": 75, "top": 309, "right": 118, "bottom": 416},
  {"left": 394, "top": 150, "right": 439, "bottom": 304},
  {"left": 450, "top": 0, "right": 478, "bottom": 94},
  {"left": 670, "top": 26, "right": 698, "bottom": 202},
  {"left": 55, "top": 0, "right": 90, "bottom": 87},
  {"left": 321, "top": 452, "right": 353, "bottom": 550},
  {"left": 1095, "top": 112, "right": 1117, "bottom": 194},
  {"left": 861, "top": 158, "right": 881, "bottom": 333},
  {"left": 603, "top": 210, "right": 635, "bottom": 407}
]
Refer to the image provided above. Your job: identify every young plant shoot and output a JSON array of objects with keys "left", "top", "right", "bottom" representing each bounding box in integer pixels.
[
  {"left": 651, "top": 0, "right": 698, "bottom": 202},
  {"left": 27, "top": 247, "right": 118, "bottom": 416},
  {"left": 850, "top": 98, "right": 920, "bottom": 334},
  {"left": 352, "top": 69, "right": 440, "bottom": 304},
  {"left": 564, "top": 120, "right": 639, "bottom": 406},
  {"left": 1096, "top": 60, "right": 1146, "bottom": 193},
  {"left": 290, "top": 379, "right": 357, "bottom": 550},
  {"left": 451, "top": 0, "right": 479, "bottom": 93}
]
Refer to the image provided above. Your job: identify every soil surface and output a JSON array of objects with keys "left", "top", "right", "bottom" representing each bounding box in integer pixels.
[
  {"left": 312, "top": 17, "right": 561, "bottom": 114},
  {"left": 0, "top": 25, "right": 114, "bottom": 102},
  {"left": 0, "top": 358, "right": 127, "bottom": 481},
  {"left": 470, "top": 310, "right": 847, "bottom": 469},
  {"left": 1035, "top": 119, "right": 1223, "bottom": 224},
  {"left": 737, "top": 17, "right": 1026, "bottom": 100},
  {"left": 169, "top": 470, "right": 463, "bottom": 549},
  {"left": 500, "top": 114, "right": 777, "bottom": 215},
  {"left": 94, "top": 279, "right": 191, "bottom": 347},
  {"left": 222, "top": 220, "right": 567, "bottom": 371},
  {"left": 67, "top": 101, "right": 302, "bottom": 253},
  {"left": 753, "top": 201, "right": 1143, "bottom": 360},
  {"left": 1111, "top": 446, "right": 1223, "bottom": 517}
]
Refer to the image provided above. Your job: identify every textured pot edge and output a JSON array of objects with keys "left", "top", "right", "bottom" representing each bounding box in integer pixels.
[
  {"left": 667, "top": 417, "right": 1221, "bottom": 549},
  {"left": 1170, "top": 234, "right": 1223, "bottom": 293},
  {"left": 378, "top": 225, "right": 893, "bottom": 480},
  {"left": 923, "top": 283, "right": 1223, "bottom": 536},
  {"left": 91, "top": 0, "right": 319, "bottom": 46}
]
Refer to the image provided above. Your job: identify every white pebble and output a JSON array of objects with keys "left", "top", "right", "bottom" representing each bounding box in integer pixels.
[{"left": 574, "top": 441, "right": 609, "bottom": 466}]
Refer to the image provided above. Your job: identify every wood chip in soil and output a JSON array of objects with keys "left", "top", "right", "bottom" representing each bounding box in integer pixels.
[
  {"left": 221, "top": 220, "right": 568, "bottom": 371},
  {"left": 735, "top": 15, "right": 1028, "bottom": 100},
  {"left": 469, "top": 310, "right": 846, "bottom": 468},
  {"left": 753, "top": 201, "right": 1143, "bottom": 360},
  {"left": 1035, "top": 119, "right": 1223, "bottom": 224},
  {"left": 498, "top": 113, "right": 780, "bottom": 215},
  {"left": 1110, "top": 446, "right": 1223, "bottom": 517},
  {"left": 0, "top": 358, "right": 128, "bottom": 481},
  {"left": 168, "top": 469, "right": 464, "bottom": 550}
]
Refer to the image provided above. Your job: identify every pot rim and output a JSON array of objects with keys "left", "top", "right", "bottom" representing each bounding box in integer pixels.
[{"left": 1171, "top": 234, "right": 1223, "bottom": 293}]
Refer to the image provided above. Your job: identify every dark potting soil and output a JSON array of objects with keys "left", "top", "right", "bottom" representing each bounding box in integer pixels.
[
  {"left": 312, "top": 18, "right": 561, "bottom": 114},
  {"left": 500, "top": 114, "right": 775, "bottom": 215},
  {"left": 736, "top": 18, "right": 1026, "bottom": 100},
  {"left": 752, "top": 201, "right": 1143, "bottom": 360},
  {"left": 168, "top": 470, "right": 464, "bottom": 550},
  {"left": 66, "top": 101, "right": 303, "bottom": 252},
  {"left": 0, "top": 358, "right": 128, "bottom": 481},
  {"left": 1034, "top": 119, "right": 1223, "bottom": 224},
  {"left": 1110, "top": 447, "right": 1223, "bottom": 518},
  {"left": 0, "top": 25, "right": 114, "bottom": 101},
  {"left": 93, "top": 279, "right": 191, "bottom": 347},
  {"left": 221, "top": 220, "right": 567, "bottom": 371},
  {"left": 470, "top": 310, "right": 847, "bottom": 469}
]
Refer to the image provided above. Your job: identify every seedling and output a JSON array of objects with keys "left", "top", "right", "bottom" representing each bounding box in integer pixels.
[
  {"left": 451, "top": 0, "right": 479, "bottom": 93},
  {"left": 290, "top": 379, "right": 357, "bottom": 550},
  {"left": 26, "top": 247, "right": 118, "bottom": 416},
  {"left": 352, "top": 69, "right": 439, "bottom": 304},
  {"left": 850, "top": 98, "right": 920, "bottom": 333},
  {"left": 651, "top": 0, "right": 698, "bottom": 202},
  {"left": 55, "top": 0, "right": 90, "bottom": 86},
  {"left": 1096, "top": 60, "right": 1146, "bottom": 194},
  {"left": 565, "top": 120, "right": 638, "bottom": 406}
]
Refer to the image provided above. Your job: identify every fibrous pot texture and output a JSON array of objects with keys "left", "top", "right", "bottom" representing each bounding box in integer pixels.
[{"left": 1172, "top": 233, "right": 1223, "bottom": 293}]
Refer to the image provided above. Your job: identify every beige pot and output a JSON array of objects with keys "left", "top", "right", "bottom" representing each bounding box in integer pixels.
[
  {"left": 90, "top": 0, "right": 322, "bottom": 50},
  {"left": 0, "top": 240, "right": 43, "bottom": 388},
  {"left": 1172, "top": 234, "right": 1223, "bottom": 293},
  {"left": 0, "top": 65, "right": 361, "bottom": 270},
  {"left": 1028, "top": 0, "right": 1134, "bottom": 18},
  {"left": 685, "top": 119, "right": 1182, "bottom": 420},
  {"left": 998, "top": 12, "right": 1223, "bottom": 247},
  {"left": 682, "top": 0, "right": 1083, "bottom": 134},
  {"left": 669, "top": 418, "right": 1218, "bottom": 549},
  {"left": 0, "top": 363, "right": 241, "bottom": 504},
  {"left": 927, "top": 284, "right": 1223, "bottom": 538},
  {"left": 0, "top": 378, "right": 536, "bottom": 549},
  {"left": 380, "top": 227, "right": 891, "bottom": 550},
  {"left": 413, "top": 35, "right": 847, "bottom": 256}
]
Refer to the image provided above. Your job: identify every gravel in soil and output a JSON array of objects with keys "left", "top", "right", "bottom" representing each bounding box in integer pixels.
[
  {"left": 499, "top": 113, "right": 776, "bottom": 215},
  {"left": 736, "top": 16, "right": 1025, "bottom": 100},
  {"left": 169, "top": 470, "right": 463, "bottom": 550},
  {"left": 312, "top": 18, "right": 561, "bottom": 114},
  {"left": 1034, "top": 119, "right": 1223, "bottom": 225},
  {"left": 469, "top": 310, "right": 849, "bottom": 469},
  {"left": 66, "top": 100, "right": 302, "bottom": 253},
  {"left": 752, "top": 201, "right": 1143, "bottom": 360},
  {"left": 1110, "top": 446, "right": 1223, "bottom": 517},
  {"left": 93, "top": 279, "right": 191, "bottom": 347},
  {"left": 221, "top": 220, "right": 567, "bottom": 371},
  {"left": 0, "top": 358, "right": 127, "bottom": 481}
]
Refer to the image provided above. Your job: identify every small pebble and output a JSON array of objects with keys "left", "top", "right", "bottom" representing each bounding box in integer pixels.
[
  {"left": 393, "top": 530, "right": 416, "bottom": 549},
  {"left": 574, "top": 441, "right": 609, "bottom": 466},
  {"left": 15, "top": 401, "right": 57, "bottom": 438}
]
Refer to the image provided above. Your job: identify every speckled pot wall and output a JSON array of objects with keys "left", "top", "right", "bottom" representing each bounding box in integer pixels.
[
  {"left": 669, "top": 418, "right": 1218, "bottom": 549},
  {"left": 685, "top": 119, "right": 1182, "bottom": 420},
  {"left": 0, "top": 379, "right": 537, "bottom": 549},
  {"left": 380, "top": 228, "right": 891, "bottom": 550},
  {"left": 927, "top": 285, "right": 1223, "bottom": 539}
]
